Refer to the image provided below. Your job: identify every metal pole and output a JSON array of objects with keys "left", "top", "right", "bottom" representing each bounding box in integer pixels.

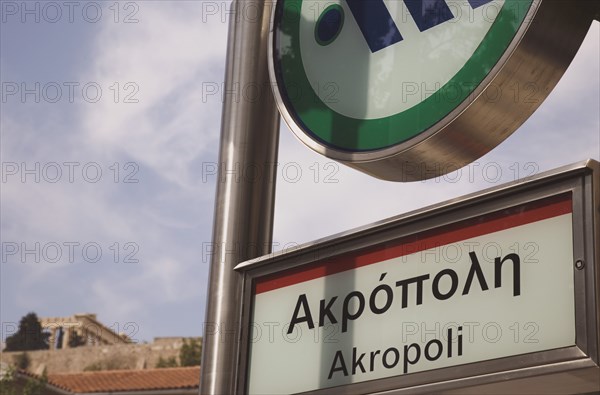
[{"left": 200, "top": 1, "right": 280, "bottom": 394}]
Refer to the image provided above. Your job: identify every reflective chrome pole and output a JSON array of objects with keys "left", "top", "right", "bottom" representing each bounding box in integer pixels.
[{"left": 199, "top": 1, "right": 279, "bottom": 394}]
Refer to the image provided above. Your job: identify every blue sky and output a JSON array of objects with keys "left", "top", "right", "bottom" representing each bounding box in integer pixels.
[{"left": 1, "top": 2, "right": 598, "bottom": 343}]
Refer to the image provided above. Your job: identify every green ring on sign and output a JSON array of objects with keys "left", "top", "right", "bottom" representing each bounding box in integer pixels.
[{"left": 274, "top": 0, "right": 533, "bottom": 152}]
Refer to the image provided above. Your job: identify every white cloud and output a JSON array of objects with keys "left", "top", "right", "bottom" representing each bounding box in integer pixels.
[
  {"left": 81, "top": 2, "right": 228, "bottom": 189},
  {"left": 1, "top": 3, "right": 225, "bottom": 338}
]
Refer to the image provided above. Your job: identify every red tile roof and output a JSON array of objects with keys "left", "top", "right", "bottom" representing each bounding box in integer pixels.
[{"left": 45, "top": 366, "right": 200, "bottom": 393}]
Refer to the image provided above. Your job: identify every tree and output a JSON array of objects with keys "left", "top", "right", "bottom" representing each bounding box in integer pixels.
[
  {"left": 179, "top": 339, "right": 201, "bottom": 367},
  {"left": 22, "top": 370, "right": 47, "bottom": 395},
  {"left": 155, "top": 356, "right": 178, "bottom": 368},
  {"left": 4, "top": 313, "right": 49, "bottom": 352},
  {"left": 0, "top": 365, "right": 18, "bottom": 395},
  {"left": 0, "top": 365, "right": 47, "bottom": 395},
  {"left": 83, "top": 356, "right": 130, "bottom": 372}
]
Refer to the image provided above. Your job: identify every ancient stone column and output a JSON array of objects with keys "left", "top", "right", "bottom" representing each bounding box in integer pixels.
[
  {"left": 63, "top": 326, "right": 71, "bottom": 348},
  {"left": 49, "top": 327, "right": 57, "bottom": 350}
]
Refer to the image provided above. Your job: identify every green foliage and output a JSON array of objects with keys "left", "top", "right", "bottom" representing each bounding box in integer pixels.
[
  {"left": 179, "top": 338, "right": 202, "bottom": 367},
  {"left": 23, "top": 370, "right": 47, "bottom": 395},
  {"left": 0, "top": 365, "right": 47, "bottom": 395},
  {"left": 14, "top": 352, "right": 30, "bottom": 370},
  {"left": 83, "top": 356, "right": 130, "bottom": 372},
  {"left": 0, "top": 365, "right": 18, "bottom": 395},
  {"left": 83, "top": 362, "right": 104, "bottom": 372},
  {"left": 4, "top": 312, "right": 50, "bottom": 352},
  {"left": 155, "top": 356, "right": 178, "bottom": 368}
]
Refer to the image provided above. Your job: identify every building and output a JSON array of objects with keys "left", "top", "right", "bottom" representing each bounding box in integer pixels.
[
  {"left": 39, "top": 314, "right": 130, "bottom": 349},
  {"left": 1, "top": 313, "right": 201, "bottom": 374}
]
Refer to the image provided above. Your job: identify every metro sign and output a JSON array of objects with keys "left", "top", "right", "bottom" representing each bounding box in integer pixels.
[
  {"left": 236, "top": 161, "right": 600, "bottom": 394},
  {"left": 269, "top": 0, "right": 597, "bottom": 181}
]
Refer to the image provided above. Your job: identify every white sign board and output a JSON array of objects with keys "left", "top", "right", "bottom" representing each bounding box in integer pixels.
[
  {"left": 236, "top": 161, "right": 599, "bottom": 395},
  {"left": 247, "top": 195, "right": 575, "bottom": 394}
]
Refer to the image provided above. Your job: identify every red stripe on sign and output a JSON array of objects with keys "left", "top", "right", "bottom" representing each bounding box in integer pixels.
[{"left": 255, "top": 193, "right": 572, "bottom": 294}]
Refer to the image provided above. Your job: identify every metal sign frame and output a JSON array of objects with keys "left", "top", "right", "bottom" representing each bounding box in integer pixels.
[{"left": 235, "top": 160, "right": 599, "bottom": 394}]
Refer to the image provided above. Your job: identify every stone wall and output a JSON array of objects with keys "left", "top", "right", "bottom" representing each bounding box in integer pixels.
[{"left": 0, "top": 337, "right": 201, "bottom": 374}]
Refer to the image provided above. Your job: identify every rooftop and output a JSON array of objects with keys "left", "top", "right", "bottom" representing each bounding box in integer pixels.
[{"left": 21, "top": 366, "right": 201, "bottom": 394}]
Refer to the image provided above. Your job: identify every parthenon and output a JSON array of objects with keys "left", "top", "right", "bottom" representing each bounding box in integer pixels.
[{"left": 40, "top": 313, "right": 130, "bottom": 350}]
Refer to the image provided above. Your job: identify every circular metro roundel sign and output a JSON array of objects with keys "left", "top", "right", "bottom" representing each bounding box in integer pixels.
[{"left": 269, "top": 0, "right": 596, "bottom": 181}]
